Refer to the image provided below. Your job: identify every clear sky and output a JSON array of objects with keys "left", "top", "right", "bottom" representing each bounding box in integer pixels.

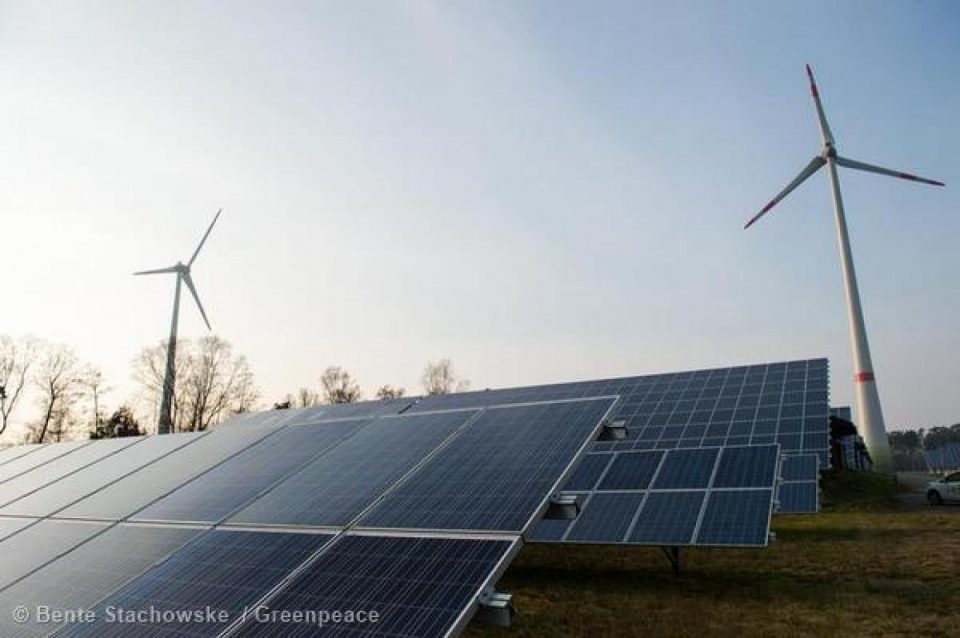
[{"left": 2, "top": 1, "right": 957, "bottom": 439}]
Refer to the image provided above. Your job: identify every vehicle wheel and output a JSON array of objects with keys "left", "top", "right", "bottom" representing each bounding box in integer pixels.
[{"left": 927, "top": 490, "right": 943, "bottom": 506}]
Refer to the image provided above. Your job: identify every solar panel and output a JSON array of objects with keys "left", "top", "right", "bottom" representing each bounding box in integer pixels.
[
  {"left": 0, "top": 433, "right": 205, "bottom": 517},
  {"left": 776, "top": 453, "right": 820, "bottom": 513},
  {"left": 529, "top": 444, "right": 779, "bottom": 547},
  {"left": 565, "top": 493, "right": 646, "bottom": 542},
  {"left": 0, "top": 444, "right": 41, "bottom": 468},
  {"left": 778, "top": 482, "right": 819, "bottom": 513},
  {"left": 229, "top": 533, "right": 518, "bottom": 638},
  {"left": 357, "top": 397, "right": 615, "bottom": 532},
  {"left": 696, "top": 489, "right": 774, "bottom": 546},
  {"left": 0, "top": 440, "right": 91, "bottom": 484},
  {"left": 57, "top": 426, "right": 278, "bottom": 521},
  {"left": 56, "top": 529, "right": 335, "bottom": 638},
  {"left": 0, "top": 523, "right": 203, "bottom": 638},
  {"left": 626, "top": 491, "right": 704, "bottom": 545},
  {"left": 404, "top": 359, "right": 829, "bottom": 458},
  {"left": 0, "top": 519, "right": 110, "bottom": 589},
  {"left": 133, "top": 419, "right": 372, "bottom": 523},
  {"left": 227, "top": 411, "right": 475, "bottom": 528}
]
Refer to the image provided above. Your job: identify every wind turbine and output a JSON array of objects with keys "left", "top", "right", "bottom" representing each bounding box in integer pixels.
[
  {"left": 135, "top": 209, "right": 222, "bottom": 434},
  {"left": 744, "top": 66, "right": 944, "bottom": 472}
]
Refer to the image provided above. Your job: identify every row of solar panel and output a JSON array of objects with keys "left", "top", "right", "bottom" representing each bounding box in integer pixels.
[
  {"left": 529, "top": 445, "right": 780, "bottom": 546},
  {"left": 0, "top": 398, "right": 615, "bottom": 534},
  {"left": 0, "top": 398, "right": 618, "bottom": 637},
  {"left": 0, "top": 520, "right": 516, "bottom": 638}
]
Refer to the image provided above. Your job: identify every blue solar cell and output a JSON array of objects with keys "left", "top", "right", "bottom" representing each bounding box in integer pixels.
[
  {"left": 230, "top": 534, "right": 515, "bottom": 638},
  {"left": 227, "top": 411, "right": 474, "bottom": 527},
  {"left": 564, "top": 453, "right": 614, "bottom": 491},
  {"left": 0, "top": 524, "right": 203, "bottom": 638},
  {"left": 781, "top": 454, "right": 819, "bottom": 481},
  {"left": 696, "top": 489, "right": 773, "bottom": 546},
  {"left": 133, "top": 419, "right": 371, "bottom": 523},
  {"left": 567, "top": 493, "right": 645, "bottom": 542},
  {"left": 597, "top": 451, "right": 663, "bottom": 490},
  {"left": 712, "top": 445, "right": 779, "bottom": 488},
  {"left": 57, "top": 530, "right": 334, "bottom": 638},
  {"left": 358, "top": 398, "right": 614, "bottom": 532},
  {"left": 0, "top": 520, "right": 110, "bottom": 590},
  {"left": 778, "top": 482, "right": 819, "bottom": 513},
  {"left": 652, "top": 448, "right": 718, "bottom": 489},
  {"left": 627, "top": 491, "right": 704, "bottom": 545}
]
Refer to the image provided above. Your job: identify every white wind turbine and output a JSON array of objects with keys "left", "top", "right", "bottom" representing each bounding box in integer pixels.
[
  {"left": 135, "top": 209, "right": 222, "bottom": 434},
  {"left": 744, "top": 66, "right": 944, "bottom": 472}
]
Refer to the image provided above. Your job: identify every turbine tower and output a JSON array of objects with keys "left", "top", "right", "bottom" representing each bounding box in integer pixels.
[
  {"left": 135, "top": 209, "right": 222, "bottom": 434},
  {"left": 744, "top": 66, "right": 944, "bottom": 472}
]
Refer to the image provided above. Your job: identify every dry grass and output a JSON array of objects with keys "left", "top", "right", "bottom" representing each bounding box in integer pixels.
[{"left": 466, "top": 472, "right": 960, "bottom": 637}]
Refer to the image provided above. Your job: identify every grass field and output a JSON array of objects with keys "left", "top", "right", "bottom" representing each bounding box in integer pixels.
[{"left": 466, "top": 472, "right": 960, "bottom": 637}]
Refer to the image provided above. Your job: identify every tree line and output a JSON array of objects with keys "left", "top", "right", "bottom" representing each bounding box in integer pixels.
[
  {"left": 888, "top": 424, "right": 960, "bottom": 471},
  {"left": 1, "top": 334, "right": 469, "bottom": 443}
]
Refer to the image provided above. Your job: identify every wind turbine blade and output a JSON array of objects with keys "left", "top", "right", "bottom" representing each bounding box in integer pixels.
[
  {"left": 188, "top": 208, "right": 222, "bottom": 267},
  {"left": 744, "top": 156, "right": 826, "bottom": 229},
  {"left": 836, "top": 156, "right": 945, "bottom": 187},
  {"left": 133, "top": 266, "right": 179, "bottom": 276},
  {"left": 806, "top": 64, "right": 835, "bottom": 147},
  {"left": 182, "top": 272, "right": 212, "bottom": 330}
]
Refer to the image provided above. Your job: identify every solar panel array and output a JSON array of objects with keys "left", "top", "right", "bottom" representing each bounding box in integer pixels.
[
  {"left": 0, "top": 396, "right": 612, "bottom": 637},
  {"left": 529, "top": 444, "right": 781, "bottom": 547},
  {"left": 406, "top": 359, "right": 830, "bottom": 465},
  {"left": 0, "top": 357, "right": 830, "bottom": 635},
  {"left": 777, "top": 453, "right": 821, "bottom": 513}
]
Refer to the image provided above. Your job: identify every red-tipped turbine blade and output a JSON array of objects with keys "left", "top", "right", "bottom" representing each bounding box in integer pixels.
[
  {"left": 744, "top": 156, "right": 826, "bottom": 229},
  {"left": 836, "top": 156, "right": 945, "bottom": 187},
  {"left": 805, "top": 64, "right": 835, "bottom": 147}
]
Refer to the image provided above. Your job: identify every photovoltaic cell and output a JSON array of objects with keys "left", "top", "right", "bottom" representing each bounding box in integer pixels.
[
  {"left": 563, "top": 453, "right": 613, "bottom": 491},
  {"left": 230, "top": 534, "right": 516, "bottom": 638},
  {"left": 777, "top": 453, "right": 820, "bottom": 513},
  {"left": 0, "top": 444, "right": 41, "bottom": 468},
  {"left": 696, "top": 489, "right": 774, "bottom": 546},
  {"left": 134, "top": 419, "right": 372, "bottom": 523},
  {"left": 57, "top": 529, "right": 334, "bottom": 637},
  {"left": 652, "top": 448, "right": 718, "bottom": 489},
  {"left": 357, "top": 398, "right": 614, "bottom": 532},
  {"left": 0, "top": 441, "right": 90, "bottom": 484},
  {"left": 628, "top": 491, "right": 704, "bottom": 545},
  {"left": 566, "top": 492, "right": 646, "bottom": 542},
  {"left": 0, "top": 519, "right": 109, "bottom": 589},
  {"left": 712, "top": 445, "right": 780, "bottom": 488},
  {"left": 597, "top": 450, "right": 662, "bottom": 490},
  {"left": 0, "top": 434, "right": 203, "bottom": 517},
  {"left": 781, "top": 454, "right": 819, "bottom": 482},
  {"left": 228, "top": 411, "right": 475, "bottom": 527},
  {"left": 57, "top": 426, "right": 277, "bottom": 520},
  {"left": 778, "top": 482, "right": 819, "bottom": 513},
  {"left": 0, "top": 524, "right": 203, "bottom": 638}
]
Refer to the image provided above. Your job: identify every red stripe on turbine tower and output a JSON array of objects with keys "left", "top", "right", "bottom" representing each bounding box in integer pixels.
[{"left": 855, "top": 372, "right": 875, "bottom": 383}]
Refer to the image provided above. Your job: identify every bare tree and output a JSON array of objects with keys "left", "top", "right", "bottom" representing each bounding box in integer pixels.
[
  {"left": 0, "top": 335, "right": 40, "bottom": 436},
  {"left": 375, "top": 385, "right": 405, "bottom": 400},
  {"left": 133, "top": 336, "right": 259, "bottom": 432},
  {"left": 296, "top": 387, "right": 322, "bottom": 408},
  {"left": 80, "top": 366, "right": 110, "bottom": 436},
  {"left": 422, "top": 359, "right": 469, "bottom": 395},
  {"left": 320, "top": 366, "right": 361, "bottom": 404},
  {"left": 33, "top": 344, "right": 82, "bottom": 443}
]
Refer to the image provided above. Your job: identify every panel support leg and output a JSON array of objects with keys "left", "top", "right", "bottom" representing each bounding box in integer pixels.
[{"left": 661, "top": 546, "right": 682, "bottom": 575}]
